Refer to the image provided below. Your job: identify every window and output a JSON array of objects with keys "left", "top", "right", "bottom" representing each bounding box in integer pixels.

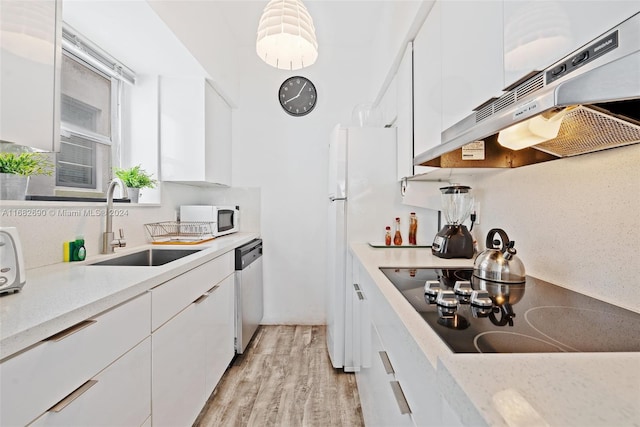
[{"left": 54, "top": 24, "right": 135, "bottom": 196}]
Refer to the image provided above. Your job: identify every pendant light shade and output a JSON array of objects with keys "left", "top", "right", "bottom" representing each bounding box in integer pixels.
[{"left": 256, "top": 0, "right": 318, "bottom": 70}]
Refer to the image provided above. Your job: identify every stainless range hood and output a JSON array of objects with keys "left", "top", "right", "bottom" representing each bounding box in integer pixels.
[{"left": 414, "top": 12, "right": 640, "bottom": 169}]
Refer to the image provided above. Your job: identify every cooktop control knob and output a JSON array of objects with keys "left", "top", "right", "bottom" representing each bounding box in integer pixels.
[
  {"left": 436, "top": 289, "right": 458, "bottom": 308},
  {"left": 454, "top": 280, "right": 473, "bottom": 303},
  {"left": 424, "top": 280, "right": 441, "bottom": 304},
  {"left": 470, "top": 290, "right": 493, "bottom": 308}
]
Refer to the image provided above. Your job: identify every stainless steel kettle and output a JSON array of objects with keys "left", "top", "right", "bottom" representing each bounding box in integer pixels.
[
  {"left": 473, "top": 228, "right": 526, "bottom": 286},
  {"left": 471, "top": 229, "right": 526, "bottom": 326}
]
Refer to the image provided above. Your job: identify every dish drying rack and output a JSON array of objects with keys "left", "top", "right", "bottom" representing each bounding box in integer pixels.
[{"left": 144, "top": 221, "right": 215, "bottom": 244}]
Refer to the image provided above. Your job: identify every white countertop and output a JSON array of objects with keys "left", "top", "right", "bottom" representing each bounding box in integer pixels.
[
  {"left": 350, "top": 242, "right": 640, "bottom": 427},
  {"left": 0, "top": 232, "right": 259, "bottom": 360}
]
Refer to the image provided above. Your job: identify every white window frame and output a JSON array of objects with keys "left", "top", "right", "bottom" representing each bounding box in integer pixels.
[{"left": 56, "top": 23, "right": 135, "bottom": 196}]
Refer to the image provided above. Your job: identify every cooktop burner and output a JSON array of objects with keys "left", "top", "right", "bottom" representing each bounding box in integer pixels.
[{"left": 380, "top": 268, "right": 640, "bottom": 353}]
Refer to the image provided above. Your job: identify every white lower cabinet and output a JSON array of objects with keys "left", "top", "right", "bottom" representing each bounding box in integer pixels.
[
  {"left": 31, "top": 337, "right": 152, "bottom": 427},
  {"left": 152, "top": 302, "right": 206, "bottom": 427},
  {"left": 354, "top": 258, "right": 448, "bottom": 427},
  {"left": 0, "top": 292, "right": 151, "bottom": 427},
  {"left": 151, "top": 255, "right": 235, "bottom": 427},
  {"left": 0, "top": 249, "right": 241, "bottom": 427},
  {"left": 356, "top": 322, "right": 413, "bottom": 427},
  {"left": 200, "top": 274, "right": 235, "bottom": 393}
]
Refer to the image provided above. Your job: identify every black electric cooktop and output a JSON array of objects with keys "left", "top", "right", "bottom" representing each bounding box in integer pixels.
[{"left": 380, "top": 268, "right": 640, "bottom": 353}]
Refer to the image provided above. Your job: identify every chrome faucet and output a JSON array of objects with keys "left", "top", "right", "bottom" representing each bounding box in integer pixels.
[{"left": 101, "top": 178, "right": 128, "bottom": 254}]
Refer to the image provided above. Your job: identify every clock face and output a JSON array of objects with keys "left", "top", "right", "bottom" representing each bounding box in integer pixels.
[{"left": 278, "top": 76, "right": 317, "bottom": 116}]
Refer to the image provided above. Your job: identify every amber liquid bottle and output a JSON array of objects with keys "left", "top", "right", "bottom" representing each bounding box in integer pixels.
[
  {"left": 385, "top": 226, "right": 392, "bottom": 246},
  {"left": 409, "top": 212, "right": 417, "bottom": 245},
  {"left": 393, "top": 217, "right": 403, "bottom": 245}
]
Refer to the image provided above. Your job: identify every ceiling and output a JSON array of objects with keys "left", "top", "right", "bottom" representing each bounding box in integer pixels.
[{"left": 207, "top": 0, "right": 396, "bottom": 48}]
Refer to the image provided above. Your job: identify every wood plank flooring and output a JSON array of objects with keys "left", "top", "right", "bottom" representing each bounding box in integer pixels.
[{"left": 194, "top": 325, "right": 364, "bottom": 427}]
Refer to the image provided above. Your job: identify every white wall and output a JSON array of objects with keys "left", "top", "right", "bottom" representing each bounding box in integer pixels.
[
  {"left": 471, "top": 144, "right": 640, "bottom": 313},
  {"left": 231, "top": 45, "right": 384, "bottom": 324}
]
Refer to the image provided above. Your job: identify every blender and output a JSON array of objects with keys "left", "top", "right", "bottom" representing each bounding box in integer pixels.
[{"left": 432, "top": 185, "right": 474, "bottom": 259}]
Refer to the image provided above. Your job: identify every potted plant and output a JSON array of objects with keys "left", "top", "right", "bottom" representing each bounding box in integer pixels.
[
  {"left": 0, "top": 152, "right": 53, "bottom": 200},
  {"left": 114, "top": 164, "right": 157, "bottom": 203}
]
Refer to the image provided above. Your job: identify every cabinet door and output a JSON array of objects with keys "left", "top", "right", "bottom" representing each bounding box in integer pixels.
[
  {"left": 205, "top": 82, "right": 232, "bottom": 186},
  {"left": 152, "top": 303, "right": 206, "bottom": 427},
  {"left": 160, "top": 77, "right": 232, "bottom": 185},
  {"left": 379, "top": 75, "right": 398, "bottom": 127},
  {"left": 0, "top": 0, "right": 61, "bottom": 151},
  {"left": 31, "top": 338, "right": 151, "bottom": 427},
  {"left": 199, "top": 274, "right": 235, "bottom": 395},
  {"left": 412, "top": 2, "right": 441, "bottom": 175},
  {"left": 441, "top": 1, "right": 504, "bottom": 131},
  {"left": 504, "top": 1, "right": 640, "bottom": 88},
  {"left": 396, "top": 42, "right": 414, "bottom": 180}
]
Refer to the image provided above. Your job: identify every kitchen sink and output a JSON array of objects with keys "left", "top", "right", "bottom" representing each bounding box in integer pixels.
[{"left": 89, "top": 248, "right": 202, "bottom": 267}]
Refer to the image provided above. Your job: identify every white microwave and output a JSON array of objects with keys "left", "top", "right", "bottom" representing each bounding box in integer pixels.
[{"left": 180, "top": 205, "right": 239, "bottom": 237}]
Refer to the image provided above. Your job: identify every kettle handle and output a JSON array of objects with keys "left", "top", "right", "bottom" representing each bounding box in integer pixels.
[{"left": 486, "top": 228, "right": 511, "bottom": 251}]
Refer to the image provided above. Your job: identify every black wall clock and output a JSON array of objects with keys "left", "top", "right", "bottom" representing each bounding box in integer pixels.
[{"left": 278, "top": 76, "right": 317, "bottom": 116}]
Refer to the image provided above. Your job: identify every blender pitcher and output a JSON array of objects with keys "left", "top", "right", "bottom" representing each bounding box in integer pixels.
[{"left": 432, "top": 185, "right": 474, "bottom": 259}]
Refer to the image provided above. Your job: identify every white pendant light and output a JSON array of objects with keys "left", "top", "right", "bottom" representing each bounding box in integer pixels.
[{"left": 256, "top": 0, "right": 318, "bottom": 70}]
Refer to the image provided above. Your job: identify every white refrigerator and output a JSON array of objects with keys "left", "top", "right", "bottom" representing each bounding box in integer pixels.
[{"left": 326, "top": 125, "right": 404, "bottom": 371}]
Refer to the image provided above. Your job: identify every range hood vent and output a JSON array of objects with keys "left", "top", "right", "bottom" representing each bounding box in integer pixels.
[{"left": 415, "top": 12, "right": 640, "bottom": 170}]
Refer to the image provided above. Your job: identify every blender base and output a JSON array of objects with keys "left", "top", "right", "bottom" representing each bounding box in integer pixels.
[{"left": 432, "top": 225, "right": 474, "bottom": 259}]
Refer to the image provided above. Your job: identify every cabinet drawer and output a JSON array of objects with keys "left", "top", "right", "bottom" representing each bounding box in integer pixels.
[
  {"left": 30, "top": 337, "right": 151, "bottom": 427},
  {"left": 0, "top": 292, "right": 151, "bottom": 427},
  {"left": 151, "top": 252, "right": 233, "bottom": 331},
  {"left": 356, "top": 323, "right": 413, "bottom": 427}
]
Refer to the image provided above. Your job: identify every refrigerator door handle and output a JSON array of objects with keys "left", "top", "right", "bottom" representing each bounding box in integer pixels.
[{"left": 329, "top": 196, "right": 347, "bottom": 202}]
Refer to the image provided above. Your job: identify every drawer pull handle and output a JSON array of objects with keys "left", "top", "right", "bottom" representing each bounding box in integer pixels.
[
  {"left": 390, "top": 381, "right": 412, "bottom": 415},
  {"left": 49, "top": 380, "right": 98, "bottom": 413},
  {"left": 45, "top": 320, "right": 97, "bottom": 342},
  {"left": 193, "top": 294, "right": 209, "bottom": 304},
  {"left": 379, "top": 351, "right": 394, "bottom": 374},
  {"left": 206, "top": 284, "right": 220, "bottom": 295}
]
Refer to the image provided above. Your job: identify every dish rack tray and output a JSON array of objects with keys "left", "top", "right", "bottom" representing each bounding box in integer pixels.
[{"left": 144, "top": 221, "right": 215, "bottom": 243}]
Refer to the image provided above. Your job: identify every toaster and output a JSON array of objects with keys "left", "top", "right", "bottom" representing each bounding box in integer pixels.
[{"left": 0, "top": 227, "right": 26, "bottom": 295}]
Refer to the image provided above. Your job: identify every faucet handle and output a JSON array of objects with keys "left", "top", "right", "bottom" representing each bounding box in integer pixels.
[{"left": 119, "top": 228, "right": 125, "bottom": 239}]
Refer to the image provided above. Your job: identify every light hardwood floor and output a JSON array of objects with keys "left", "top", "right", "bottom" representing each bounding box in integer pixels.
[{"left": 194, "top": 325, "right": 364, "bottom": 427}]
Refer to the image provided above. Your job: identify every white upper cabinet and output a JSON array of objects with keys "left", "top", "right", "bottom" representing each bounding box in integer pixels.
[
  {"left": 441, "top": 0, "right": 504, "bottom": 131},
  {"left": 0, "top": 0, "right": 61, "bottom": 152},
  {"left": 504, "top": 1, "right": 640, "bottom": 89},
  {"left": 379, "top": 75, "right": 398, "bottom": 127},
  {"left": 396, "top": 42, "right": 414, "bottom": 181},
  {"left": 160, "top": 77, "right": 232, "bottom": 186},
  {"left": 412, "top": 1, "right": 442, "bottom": 176}
]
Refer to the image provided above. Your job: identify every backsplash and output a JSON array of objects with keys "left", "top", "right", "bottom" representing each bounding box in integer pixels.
[
  {"left": 1, "top": 184, "right": 260, "bottom": 269},
  {"left": 472, "top": 144, "right": 640, "bottom": 313}
]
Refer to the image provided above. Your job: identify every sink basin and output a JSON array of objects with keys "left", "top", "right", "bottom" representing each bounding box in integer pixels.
[{"left": 90, "top": 249, "right": 202, "bottom": 267}]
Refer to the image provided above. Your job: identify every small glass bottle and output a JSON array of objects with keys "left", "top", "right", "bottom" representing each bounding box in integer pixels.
[
  {"left": 409, "top": 212, "right": 417, "bottom": 245},
  {"left": 385, "top": 226, "right": 392, "bottom": 246},
  {"left": 393, "top": 217, "right": 403, "bottom": 246}
]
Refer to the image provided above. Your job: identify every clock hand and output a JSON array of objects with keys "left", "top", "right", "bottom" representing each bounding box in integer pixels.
[{"left": 283, "top": 82, "right": 308, "bottom": 105}]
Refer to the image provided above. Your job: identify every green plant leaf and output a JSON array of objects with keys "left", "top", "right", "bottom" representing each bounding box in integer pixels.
[
  {"left": 0, "top": 152, "right": 53, "bottom": 176},
  {"left": 114, "top": 164, "right": 157, "bottom": 188}
]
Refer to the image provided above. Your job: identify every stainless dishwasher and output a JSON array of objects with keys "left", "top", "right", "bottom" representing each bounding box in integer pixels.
[{"left": 234, "top": 238, "right": 263, "bottom": 354}]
